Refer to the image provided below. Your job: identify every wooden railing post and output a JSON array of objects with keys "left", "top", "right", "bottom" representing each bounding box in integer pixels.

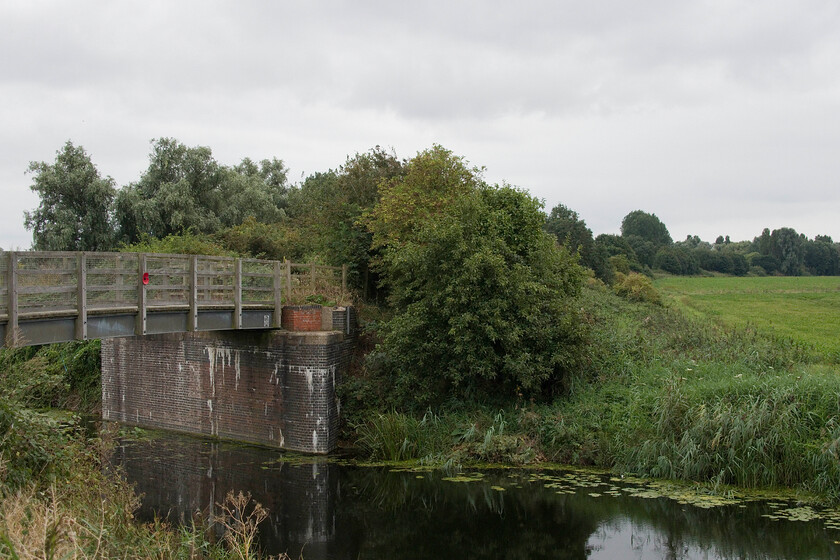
[
  {"left": 135, "top": 253, "right": 147, "bottom": 336},
  {"left": 311, "top": 262, "right": 316, "bottom": 293},
  {"left": 6, "top": 251, "right": 18, "bottom": 348},
  {"left": 189, "top": 255, "right": 198, "bottom": 331},
  {"left": 233, "top": 258, "right": 242, "bottom": 329},
  {"left": 341, "top": 264, "right": 347, "bottom": 294},
  {"left": 76, "top": 252, "right": 87, "bottom": 340},
  {"left": 273, "top": 261, "right": 283, "bottom": 328},
  {"left": 285, "top": 261, "right": 292, "bottom": 303}
]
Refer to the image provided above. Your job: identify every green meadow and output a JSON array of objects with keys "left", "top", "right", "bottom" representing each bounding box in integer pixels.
[{"left": 655, "top": 276, "right": 840, "bottom": 360}]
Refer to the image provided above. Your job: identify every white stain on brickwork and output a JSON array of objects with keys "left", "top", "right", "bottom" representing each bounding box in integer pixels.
[
  {"left": 269, "top": 361, "right": 283, "bottom": 386},
  {"left": 234, "top": 350, "right": 241, "bottom": 390},
  {"left": 206, "top": 346, "right": 236, "bottom": 395},
  {"left": 221, "top": 348, "right": 231, "bottom": 385},
  {"left": 305, "top": 367, "right": 314, "bottom": 393},
  {"left": 312, "top": 429, "right": 318, "bottom": 451},
  {"left": 206, "top": 346, "right": 217, "bottom": 397},
  {"left": 207, "top": 399, "right": 217, "bottom": 436},
  {"left": 279, "top": 429, "right": 285, "bottom": 447}
]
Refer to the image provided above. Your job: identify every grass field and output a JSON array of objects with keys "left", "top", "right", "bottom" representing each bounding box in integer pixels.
[{"left": 655, "top": 276, "right": 840, "bottom": 359}]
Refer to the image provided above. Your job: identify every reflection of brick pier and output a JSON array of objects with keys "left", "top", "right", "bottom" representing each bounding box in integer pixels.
[
  {"left": 102, "top": 307, "right": 357, "bottom": 453},
  {"left": 112, "top": 436, "right": 337, "bottom": 557}
]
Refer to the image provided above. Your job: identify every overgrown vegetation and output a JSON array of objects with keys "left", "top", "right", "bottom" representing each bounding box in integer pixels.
[
  {"left": 362, "top": 146, "right": 587, "bottom": 408},
  {"left": 0, "top": 397, "right": 286, "bottom": 557},
  {"left": 0, "top": 341, "right": 102, "bottom": 413},
  {"left": 347, "top": 283, "right": 840, "bottom": 501}
]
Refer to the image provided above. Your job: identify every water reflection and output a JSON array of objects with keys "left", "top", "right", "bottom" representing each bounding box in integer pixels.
[{"left": 111, "top": 431, "right": 840, "bottom": 559}]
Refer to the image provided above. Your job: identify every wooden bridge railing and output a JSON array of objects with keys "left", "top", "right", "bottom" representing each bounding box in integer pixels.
[{"left": 0, "top": 251, "right": 347, "bottom": 348}]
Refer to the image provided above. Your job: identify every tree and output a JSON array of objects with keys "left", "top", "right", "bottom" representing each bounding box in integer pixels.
[
  {"left": 770, "top": 228, "right": 804, "bottom": 276},
  {"left": 755, "top": 228, "right": 773, "bottom": 256},
  {"left": 116, "top": 138, "right": 223, "bottom": 242},
  {"left": 620, "top": 210, "right": 673, "bottom": 247},
  {"left": 115, "top": 138, "right": 289, "bottom": 244},
  {"left": 288, "top": 146, "right": 405, "bottom": 299},
  {"left": 677, "top": 235, "right": 709, "bottom": 250},
  {"left": 365, "top": 148, "right": 586, "bottom": 407},
  {"left": 217, "top": 157, "right": 289, "bottom": 226},
  {"left": 594, "top": 234, "right": 644, "bottom": 273},
  {"left": 24, "top": 141, "right": 117, "bottom": 251},
  {"left": 750, "top": 253, "right": 780, "bottom": 274},
  {"left": 624, "top": 235, "right": 657, "bottom": 268},
  {"left": 654, "top": 246, "right": 698, "bottom": 275},
  {"left": 545, "top": 204, "right": 612, "bottom": 282},
  {"left": 803, "top": 238, "right": 840, "bottom": 275},
  {"left": 364, "top": 144, "right": 480, "bottom": 257}
]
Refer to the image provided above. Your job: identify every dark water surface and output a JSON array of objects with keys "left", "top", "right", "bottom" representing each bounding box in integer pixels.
[{"left": 111, "top": 430, "right": 840, "bottom": 559}]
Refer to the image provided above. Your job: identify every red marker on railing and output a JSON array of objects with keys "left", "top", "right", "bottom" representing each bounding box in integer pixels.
[{"left": 142, "top": 272, "right": 149, "bottom": 285}]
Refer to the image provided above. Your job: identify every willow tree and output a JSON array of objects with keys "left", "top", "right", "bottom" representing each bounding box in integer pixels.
[{"left": 25, "top": 141, "right": 117, "bottom": 251}]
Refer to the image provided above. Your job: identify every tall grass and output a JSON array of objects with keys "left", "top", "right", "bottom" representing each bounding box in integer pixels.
[
  {"left": 353, "top": 409, "right": 541, "bottom": 465},
  {"left": 613, "top": 370, "right": 840, "bottom": 497},
  {"left": 353, "top": 410, "right": 453, "bottom": 462}
]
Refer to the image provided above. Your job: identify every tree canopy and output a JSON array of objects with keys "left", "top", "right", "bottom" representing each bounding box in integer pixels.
[
  {"left": 364, "top": 147, "right": 586, "bottom": 407},
  {"left": 288, "top": 146, "right": 405, "bottom": 298},
  {"left": 115, "top": 138, "right": 288, "bottom": 244},
  {"left": 621, "top": 210, "right": 673, "bottom": 247},
  {"left": 24, "top": 141, "right": 117, "bottom": 251},
  {"left": 544, "top": 203, "right": 612, "bottom": 282}
]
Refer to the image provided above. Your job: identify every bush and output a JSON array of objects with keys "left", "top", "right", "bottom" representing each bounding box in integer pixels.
[
  {"left": 0, "top": 341, "right": 102, "bottom": 412},
  {"left": 217, "top": 216, "right": 304, "bottom": 261},
  {"left": 613, "top": 272, "right": 661, "bottom": 305},
  {"left": 120, "top": 231, "right": 234, "bottom": 256},
  {"left": 364, "top": 147, "right": 587, "bottom": 408},
  {"left": 369, "top": 185, "right": 587, "bottom": 407}
]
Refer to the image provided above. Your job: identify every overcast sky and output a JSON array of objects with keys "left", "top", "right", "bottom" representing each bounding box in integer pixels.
[{"left": 2, "top": 0, "right": 839, "bottom": 250}]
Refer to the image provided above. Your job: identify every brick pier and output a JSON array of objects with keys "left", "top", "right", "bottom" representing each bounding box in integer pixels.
[{"left": 101, "top": 307, "right": 357, "bottom": 453}]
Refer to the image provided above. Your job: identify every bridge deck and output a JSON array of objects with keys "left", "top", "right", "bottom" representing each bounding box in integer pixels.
[{"left": 0, "top": 251, "right": 347, "bottom": 348}]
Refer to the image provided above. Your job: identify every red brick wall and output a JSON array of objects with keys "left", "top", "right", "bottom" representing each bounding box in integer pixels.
[
  {"left": 101, "top": 329, "right": 349, "bottom": 453},
  {"left": 281, "top": 305, "right": 323, "bottom": 331}
]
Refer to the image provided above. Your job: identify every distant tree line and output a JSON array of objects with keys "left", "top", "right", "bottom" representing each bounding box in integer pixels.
[{"left": 543, "top": 206, "right": 840, "bottom": 280}]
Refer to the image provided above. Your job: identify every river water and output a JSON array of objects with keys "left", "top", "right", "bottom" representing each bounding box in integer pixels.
[{"left": 110, "top": 430, "right": 840, "bottom": 559}]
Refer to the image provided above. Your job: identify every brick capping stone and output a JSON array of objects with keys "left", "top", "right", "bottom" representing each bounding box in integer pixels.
[
  {"left": 281, "top": 305, "right": 323, "bottom": 331},
  {"left": 101, "top": 310, "right": 358, "bottom": 454}
]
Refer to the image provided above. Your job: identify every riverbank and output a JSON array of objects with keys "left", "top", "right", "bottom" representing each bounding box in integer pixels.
[
  {"left": 0, "top": 384, "right": 289, "bottom": 558},
  {"left": 347, "top": 283, "right": 840, "bottom": 502}
]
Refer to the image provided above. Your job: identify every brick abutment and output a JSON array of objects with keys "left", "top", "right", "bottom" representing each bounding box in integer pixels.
[{"left": 101, "top": 307, "right": 357, "bottom": 454}]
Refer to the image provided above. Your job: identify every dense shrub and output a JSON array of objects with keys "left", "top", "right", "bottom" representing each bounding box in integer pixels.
[
  {"left": 613, "top": 272, "right": 661, "bottom": 305},
  {"left": 364, "top": 147, "right": 586, "bottom": 408}
]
